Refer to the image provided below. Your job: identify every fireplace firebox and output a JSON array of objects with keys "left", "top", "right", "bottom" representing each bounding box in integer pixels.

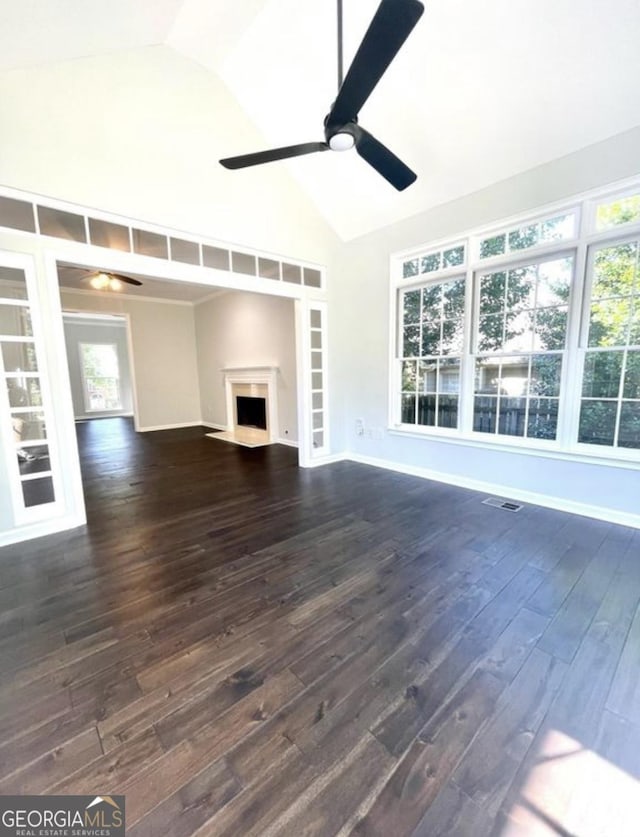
[{"left": 236, "top": 396, "right": 267, "bottom": 430}]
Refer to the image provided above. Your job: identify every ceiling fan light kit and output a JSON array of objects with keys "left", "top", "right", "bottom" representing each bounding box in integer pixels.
[
  {"left": 220, "top": 0, "right": 425, "bottom": 191},
  {"left": 90, "top": 272, "right": 115, "bottom": 290},
  {"left": 65, "top": 266, "right": 144, "bottom": 291},
  {"left": 328, "top": 131, "right": 356, "bottom": 152}
]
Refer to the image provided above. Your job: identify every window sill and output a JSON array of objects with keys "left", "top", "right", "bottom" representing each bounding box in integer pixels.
[{"left": 387, "top": 425, "right": 640, "bottom": 471}]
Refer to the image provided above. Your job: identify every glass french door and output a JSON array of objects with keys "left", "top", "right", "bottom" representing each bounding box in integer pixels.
[{"left": 0, "top": 252, "right": 59, "bottom": 528}]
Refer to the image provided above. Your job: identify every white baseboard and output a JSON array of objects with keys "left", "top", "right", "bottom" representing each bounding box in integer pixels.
[
  {"left": 347, "top": 452, "right": 640, "bottom": 530},
  {"left": 0, "top": 513, "right": 86, "bottom": 548},
  {"left": 201, "top": 422, "right": 227, "bottom": 431},
  {"left": 74, "top": 412, "right": 134, "bottom": 421},
  {"left": 302, "top": 452, "right": 348, "bottom": 468},
  {"left": 137, "top": 421, "right": 204, "bottom": 432},
  {"left": 276, "top": 437, "right": 299, "bottom": 448}
]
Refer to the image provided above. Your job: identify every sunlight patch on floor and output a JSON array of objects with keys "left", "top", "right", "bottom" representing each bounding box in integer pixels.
[{"left": 499, "top": 728, "right": 639, "bottom": 836}]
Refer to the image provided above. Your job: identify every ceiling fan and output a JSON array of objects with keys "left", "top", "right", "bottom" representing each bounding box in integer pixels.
[
  {"left": 219, "top": 0, "right": 425, "bottom": 191},
  {"left": 64, "top": 266, "right": 143, "bottom": 291}
]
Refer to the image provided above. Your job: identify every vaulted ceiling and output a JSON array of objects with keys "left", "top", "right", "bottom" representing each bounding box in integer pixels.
[{"left": 2, "top": 0, "right": 639, "bottom": 240}]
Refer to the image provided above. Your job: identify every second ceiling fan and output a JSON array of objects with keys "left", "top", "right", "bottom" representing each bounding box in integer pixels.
[{"left": 220, "top": 0, "right": 425, "bottom": 191}]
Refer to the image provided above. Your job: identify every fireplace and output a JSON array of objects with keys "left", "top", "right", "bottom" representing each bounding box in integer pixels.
[
  {"left": 236, "top": 395, "right": 267, "bottom": 430},
  {"left": 219, "top": 366, "right": 279, "bottom": 447}
]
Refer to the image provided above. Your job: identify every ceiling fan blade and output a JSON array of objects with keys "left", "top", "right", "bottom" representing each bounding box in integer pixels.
[
  {"left": 220, "top": 142, "right": 329, "bottom": 170},
  {"left": 111, "top": 273, "right": 142, "bottom": 287},
  {"left": 328, "top": 0, "right": 424, "bottom": 128},
  {"left": 354, "top": 126, "right": 417, "bottom": 191}
]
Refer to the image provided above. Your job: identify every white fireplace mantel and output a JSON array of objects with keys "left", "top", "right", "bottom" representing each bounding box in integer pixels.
[{"left": 222, "top": 366, "right": 279, "bottom": 441}]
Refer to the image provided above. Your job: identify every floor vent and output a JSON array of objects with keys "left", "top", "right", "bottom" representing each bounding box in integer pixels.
[{"left": 482, "top": 497, "right": 523, "bottom": 512}]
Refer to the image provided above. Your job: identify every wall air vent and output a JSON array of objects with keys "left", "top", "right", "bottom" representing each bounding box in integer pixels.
[{"left": 482, "top": 497, "right": 523, "bottom": 512}]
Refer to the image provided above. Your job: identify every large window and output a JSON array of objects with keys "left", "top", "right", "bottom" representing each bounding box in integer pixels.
[
  {"left": 400, "top": 276, "right": 465, "bottom": 429},
  {"left": 578, "top": 238, "right": 640, "bottom": 449},
  {"left": 393, "top": 181, "right": 640, "bottom": 461},
  {"left": 473, "top": 255, "right": 572, "bottom": 440},
  {"left": 80, "top": 343, "right": 122, "bottom": 412}
]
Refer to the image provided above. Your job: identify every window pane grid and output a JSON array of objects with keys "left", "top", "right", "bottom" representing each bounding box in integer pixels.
[
  {"left": 473, "top": 254, "right": 572, "bottom": 441},
  {"left": 394, "top": 185, "right": 640, "bottom": 460},
  {"left": 579, "top": 347, "right": 640, "bottom": 449},
  {"left": 478, "top": 212, "right": 576, "bottom": 260},
  {"left": 400, "top": 277, "right": 464, "bottom": 429},
  {"left": 578, "top": 238, "right": 640, "bottom": 450},
  {"left": 403, "top": 245, "right": 465, "bottom": 279}
]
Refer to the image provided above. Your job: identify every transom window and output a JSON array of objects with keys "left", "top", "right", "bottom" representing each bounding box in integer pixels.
[
  {"left": 403, "top": 244, "right": 465, "bottom": 279},
  {"left": 478, "top": 212, "right": 576, "bottom": 260},
  {"left": 595, "top": 193, "right": 640, "bottom": 232},
  {"left": 393, "top": 181, "right": 640, "bottom": 462}
]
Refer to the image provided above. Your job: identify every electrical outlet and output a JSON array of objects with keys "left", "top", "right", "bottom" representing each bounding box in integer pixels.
[{"left": 355, "top": 418, "right": 365, "bottom": 436}]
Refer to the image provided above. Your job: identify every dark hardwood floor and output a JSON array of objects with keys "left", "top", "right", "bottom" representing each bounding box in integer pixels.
[{"left": 1, "top": 417, "right": 639, "bottom": 835}]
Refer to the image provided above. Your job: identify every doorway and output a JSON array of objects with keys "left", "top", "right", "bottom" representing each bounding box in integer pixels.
[{"left": 62, "top": 312, "right": 135, "bottom": 422}]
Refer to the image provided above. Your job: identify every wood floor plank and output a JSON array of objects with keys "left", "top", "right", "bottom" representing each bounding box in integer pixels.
[
  {"left": 0, "top": 418, "right": 637, "bottom": 836},
  {"left": 606, "top": 600, "right": 640, "bottom": 724},
  {"left": 126, "top": 757, "right": 242, "bottom": 837},
  {"left": 605, "top": 533, "right": 640, "bottom": 724},
  {"left": 536, "top": 529, "right": 627, "bottom": 662},
  {"left": 264, "top": 732, "right": 395, "bottom": 837},
  {"left": 451, "top": 648, "right": 567, "bottom": 819},
  {"left": 122, "top": 669, "right": 304, "bottom": 827},
  {"left": 409, "top": 782, "right": 494, "bottom": 837},
  {"left": 371, "top": 565, "right": 545, "bottom": 758},
  {"left": 493, "top": 547, "right": 640, "bottom": 837},
  {"left": 49, "top": 727, "right": 164, "bottom": 796},
  {"left": 353, "top": 670, "right": 504, "bottom": 836},
  {"left": 526, "top": 543, "right": 594, "bottom": 617},
  {"left": 0, "top": 727, "right": 102, "bottom": 795},
  {"left": 0, "top": 704, "right": 97, "bottom": 781}
]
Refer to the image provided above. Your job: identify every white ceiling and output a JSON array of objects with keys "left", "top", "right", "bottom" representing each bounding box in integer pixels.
[
  {"left": 2, "top": 0, "right": 640, "bottom": 240},
  {"left": 0, "top": 0, "right": 183, "bottom": 70}
]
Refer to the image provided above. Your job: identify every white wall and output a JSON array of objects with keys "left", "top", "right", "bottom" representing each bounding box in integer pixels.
[
  {"left": 60, "top": 290, "right": 201, "bottom": 430},
  {"left": 62, "top": 316, "right": 134, "bottom": 419},
  {"left": 331, "top": 128, "right": 640, "bottom": 524},
  {"left": 0, "top": 45, "right": 340, "bottom": 265},
  {"left": 194, "top": 290, "right": 297, "bottom": 441}
]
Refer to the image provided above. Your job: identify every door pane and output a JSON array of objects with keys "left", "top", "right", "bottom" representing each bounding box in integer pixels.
[
  {"left": 22, "top": 476, "right": 55, "bottom": 507},
  {"left": 0, "top": 266, "right": 28, "bottom": 299},
  {"left": 0, "top": 305, "right": 32, "bottom": 336},
  {"left": 1, "top": 341, "right": 38, "bottom": 372},
  {"left": 18, "top": 444, "right": 50, "bottom": 476},
  {"left": 12, "top": 411, "right": 47, "bottom": 442}
]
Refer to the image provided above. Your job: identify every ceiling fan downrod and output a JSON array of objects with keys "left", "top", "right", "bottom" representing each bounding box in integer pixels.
[{"left": 337, "top": 0, "right": 344, "bottom": 90}]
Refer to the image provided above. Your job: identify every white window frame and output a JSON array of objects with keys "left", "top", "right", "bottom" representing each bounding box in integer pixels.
[
  {"left": 79, "top": 341, "right": 123, "bottom": 414},
  {"left": 398, "top": 274, "right": 466, "bottom": 433},
  {"left": 389, "top": 175, "right": 640, "bottom": 469},
  {"left": 469, "top": 248, "right": 577, "bottom": 447}
]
